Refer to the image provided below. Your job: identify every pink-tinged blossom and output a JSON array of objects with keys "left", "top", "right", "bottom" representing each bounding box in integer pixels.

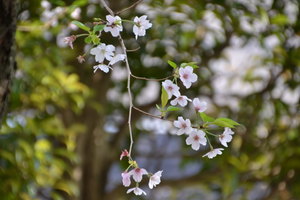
[
  {"left": 77, "top": 55, "right": 85, "bottom": 63},
  {"left": 120, "top": 149, "right": 129, "bottom": 160},
  {"left": 63, "top": 35, "right": 76, "bottom": 49},
  {"left": 127, "top": 187, "right": 147, "bottom": 196},
  {"left": 179, "top": 66, "right": 198, "bottom": 88},
  {"left": 121, "top": 172, "right": 131, "bottom": 187},
  {"left": 203, "top": 148, "right": 224, "bottom": 159},
  {"left": 130, "top": 168, "right": 148, "bottom": 182},
  {"left": 133, "top": 15, "right": 152, "bottom": 39},
  {"left": 104, "top": 15, "right": 123, "bottom": 37},
  {"left": 170, "top": 95, "right": 191, "bottom": 107},
  {"left": 90, "top": 43, "right": 115, "bottom": 63},
  {"left": 219, "top": 128, "right": 234, "bottom": 147},
  {"left": 192, "top": 98, "right": 207, "bottom": 113},
  {"left": 173, "top": 116, "right": 193, "bottom": 135},
  {"left": 149, "top": 170, "right": 163, "bottom": 189},
  {"left": 109, "top": 53, "right": 126, "bottom": 65},
  {"left": 93, "top": 64, "right": 111, "bottom": 73},
  {"left": 186, "top": 129, "right": 207, "bottom": 150},
  {"left": 162, "top": 80, "right": 180, "bottom": 99}
]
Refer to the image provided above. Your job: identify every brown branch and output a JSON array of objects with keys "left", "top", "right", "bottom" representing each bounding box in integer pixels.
[
  {"left": 115, "top": 0, "right": 143, "bottom": 15},
  {"left": 131, "top": 74, "right": 173, "bottom": 82}
]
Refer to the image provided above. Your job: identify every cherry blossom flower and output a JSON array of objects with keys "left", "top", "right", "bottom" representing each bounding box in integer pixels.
[
  {"left": 90, "top": 43, "right": 115, "bottom": 63},
  {"left": 133, "top": 15, "right": 152, "bottom": 39},
  {"left": 120, "top": 149, "right": 129, "bottom": 160},
  {"left": 192, "top": 98, "right": 207, "bottom": 113},
  {"left": 104, "top": 15, "right": 123, "bottom": 37},
  {"left": 149, "top": 170, "right": 163, "bottom": 189},
  {"left": 63, "top": 35, "right": 76, "bottom": 49},
  {"left": 93, "top": 64, "right": 111, "bottom": 73},
  {"left": 121, "top": 172, "right": 131, "bottom": 187},
  {"left": 173, "top": 116, "right": 193, "bottom": 135},
  {"left": 179, "top": 66, "right": 198, "bottom": 88},
  {"left": 109, "top": 53, "right": 126, "bottom": 65},
  {"left": 130, "top": 168, "right": 148, "bottom": 182},
  {"left": 127, "top": 187, "right": 147, "bottom": 196},
  {"left": 219, "top": 128, "right": 234, "bottom": 147},
  {"left": 203, "top": 148, "right": 224, "bottom": 159},
  {"left": 170, "top": 95, "right": 191, "bottom": 107},
  {"left": 77, "top": 55, "right": 85, "bottom": 63},
  {"left": 186, "top": 129, "right": 207, "bottom": 150},
  {"left": 162, "top": 80, "right": 180, "bottom": 99}
]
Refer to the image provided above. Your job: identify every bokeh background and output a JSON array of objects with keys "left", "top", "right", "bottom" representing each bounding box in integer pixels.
[{"left": 1, "top": 0, "right": 300, "bottom": 199}]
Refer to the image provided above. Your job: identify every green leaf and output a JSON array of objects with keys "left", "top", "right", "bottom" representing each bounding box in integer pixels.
[
  {"left": 72, "top": 21, "right": 90, "bottom": 31},
  {"left": 93, "top": 25, "right": 105, "bottom": 33},
  {"left": 199, "top": 112, "right": 215, "bottom": 122},
  {"left": 167, "top": 60, "right": 177, "bottom": 69},
  {"left": 161, "top": 87, "right": 168, "bottom": 108},
  {"left": 72, "top": 0, "right": 88, "bottom": 6},
  {"left": 166, "top": 106, "right": 181, "bottom": 112},
  {"left": 156, "top": 104, "right": 161, "bottom": 110},
  {"left": 91, "top": 35, "right": 100, "bottom": 45},
  {"left": 180, "top": 62, "right": 199, "bottom": 69},
  {"left": 84, "top": 36, "right": 92, "bottom": 44},
  {"left": 212, "top": 118, "right": 240, "bottom": 128}
]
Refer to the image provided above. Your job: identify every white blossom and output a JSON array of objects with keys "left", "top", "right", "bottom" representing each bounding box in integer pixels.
[
  {"left": 130, "top": 168, "right": 148, "bottom": 183},
  {"left": 186, "top": 129, "right": 207, "bottom": 150},
  {"left": 179, "top": 66, "right": 198, "bottom": 88},
  {"left": 170, "top": 95, "right": 191, "bottom": 107},
  {"left": 192, "top": 98, "right": 207, "bottom": 113},
  {"left": 109, "top": 53, "right": 126, "bottom": 65},
  {"left": 162, "top": 80, "right": 180, "bottom": 99},
  {"left": 133, "top": 15, "right": 152, "bottom": 39},
  {"left": 90, "top": 43, "right": 115, "bottom": 63},
  {"left": 219, "top": 127, "right": 234, "bottom": 147},
  {"left": 121, "top": 172, "right": 131, "bottom": 187},
  {"left": 173, "top": 116, "right": 193, "bottom": 135},
  {"left": 104, "top": 15, "right": 123, "bottom": 37},
  {"left": 93, "top": 64, "right": 111, "bottom": 73},
  {"left": 203, "top": 148, "right": 224, "bottom": 159},
  {"left": 63, "top": 35, "right": 76, "bottom": 49},
  {"left": 127, "top": 187, "right": 147, "bottom": 196},
  {"left": 149, "top": 170, "right": 163, "bottom": 189}
]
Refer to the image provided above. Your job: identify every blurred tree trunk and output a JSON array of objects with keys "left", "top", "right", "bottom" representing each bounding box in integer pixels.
[{"left": 0, "top": 0, "right": 17, "bottom": 125}]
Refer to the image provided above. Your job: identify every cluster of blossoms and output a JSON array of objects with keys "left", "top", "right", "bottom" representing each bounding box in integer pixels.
[
  {"left": 120, "top": 150, "right": 162, "bottom": 196},
  {"left": 161, "top": 65, "right": 236, "bottom": 158},
  {"left": 64, "top": 6, "right": 240, "bottom": 196}
]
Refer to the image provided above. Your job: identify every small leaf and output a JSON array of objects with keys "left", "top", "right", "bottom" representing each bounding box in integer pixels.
[
  {"left": 156, "top": 104, "right": 161, "bottom": 110},
  {"left": 161, "top": 86, "right": 168, "bottom": 108},
  {"left": 167, "top": 106, "right": 181, "bottom": 112},
  {"left": 212, "top": 119, "right": 234, "bottom": 128},
  {"left": 93, "top": 25, "right": 105, "bottom": 33},
  {"left": 72, "top": 20, "right": 90, "bottom": 31},
  {"left": 167, "top": 60, "right": 177, "bottom": 69},
  {"left": 200, "top": 112, "right": 215, "bottom": 122},
  {"left": 84, "top": 36, "right": 92, "bottom": 44},
  {"left": 91, "top": 35, "right": 100, "bottom": 45},
  {"left": 180, "top": 62, "right": 199, "bottom": 69},
  {"left": 216, "top": 118, "right": 240, "bottom": 126}
]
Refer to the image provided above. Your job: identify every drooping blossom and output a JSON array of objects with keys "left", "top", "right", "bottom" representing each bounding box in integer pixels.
[
  {"left": 130, "top": 168, "right": 148, "bottom": 182},
  {"left": 63, "top": 35, "right": 76, "bottom": 49},
  {"left": 90, "top": 43, "right": 115, "bottom": 63},
  {"left": 127, "top": 187, "right": 147, "bottom": 196},
  {"left": 93, "top": 64, "right": 111, "bottom": 73},
  {"left": 170, "top": 95, "right": 191, "bottom": 107},
  {"left": 148, "top": 171, "right": 163, "bottom": 189},
  {"left": 173, "top": 116, "right": 193, "bottom": 135},
  {"left": 179, "top": 66, "right": 197, "bottom": 88},
  {"left": 77, "top": 55, "right": 85, "bottom": 63},
  {"left": 186, "top": 129, "right": 207, "bottom": 150},
  {"left": 162, "top": 80, "right": 180, "bottom": 99},
  {"left": 109, "top": 53, "right": 126, "bottom": 65},
  {"left": 219, "top": 127, "right": 234, "bottom": 147},
  {"left": 203, "top": 148, "right": 224, "bottom": 159},
  {"left": 133, "top": 15, "right": 152, "bottom": 39},
  {"left": 120, "top": 149, "right": 129, "bottom": 160},
  {"left": 121, "top": 172, "right": 131, "bottom": 187},
  {"left": 192, "top": 98, "right": 207, "bottom": 113},
  {"left": 104, "top": 15, "right": 123, "bottom": 37}
]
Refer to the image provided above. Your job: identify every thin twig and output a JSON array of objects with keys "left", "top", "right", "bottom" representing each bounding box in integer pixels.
[
  {"left": 132, "top": 106, "right": 163, "bottom": 120},
  {"left": 115, "top": 0, "right": 143, "bottom": 15},
  {"left": 126, "top": 46, "right": 140, "bottom": 52},
  {"left": 131, "top": 74, "right": 173, "bottom": 82}
]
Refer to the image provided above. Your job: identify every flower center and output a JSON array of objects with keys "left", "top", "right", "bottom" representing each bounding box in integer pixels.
[
  {"left": 193, "top": 135, "right": 199, "bottom": 141},
  {"left": 135, "top": 168, "right": 141, "bottom": 173},
  {"left": 167, "top": 86, "right": 173, "bottom": 91},
  {"left": 183, "top": 73, "right": 189, "bottom": 79},
  {"left": 181, "top": 123, "right": 187, "bottom": 129}
]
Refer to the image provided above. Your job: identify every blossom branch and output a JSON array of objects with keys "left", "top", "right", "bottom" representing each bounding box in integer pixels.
[{"left": 131, "top": 74, "right": 173, "bottom": 82}]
